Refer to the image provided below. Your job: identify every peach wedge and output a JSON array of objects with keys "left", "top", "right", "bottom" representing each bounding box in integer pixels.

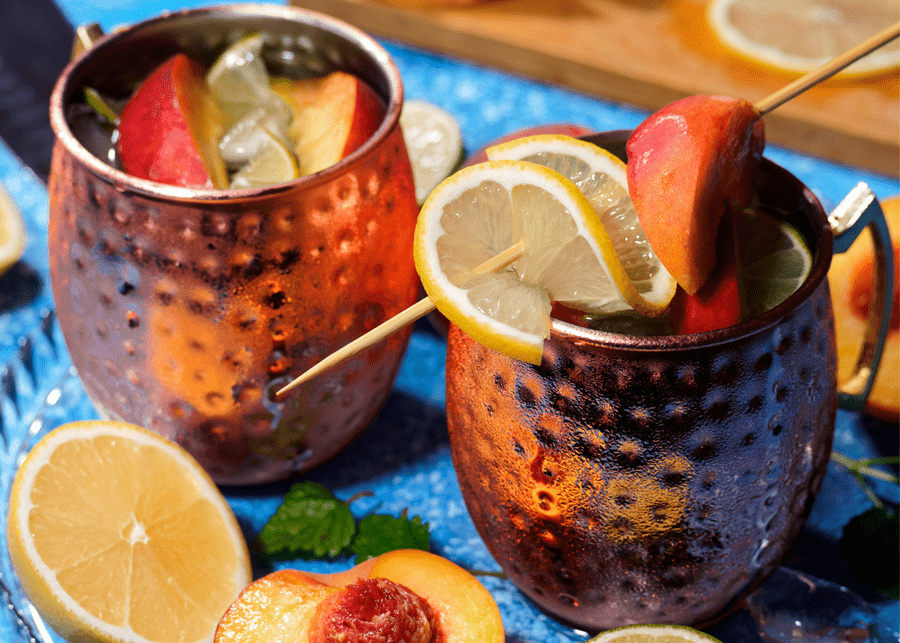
[
  {"left": 626, "top": 95, "right": 764, "bottom": 295},
  {"left": 118, "top": 53, "right": 228, "bottom": 189}
]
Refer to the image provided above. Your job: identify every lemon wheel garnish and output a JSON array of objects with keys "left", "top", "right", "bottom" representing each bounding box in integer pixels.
[
  {"left": 229, "top": 127, "right": 300, "bottom": 189},
  {"left": 6, "top": 420, "right": 252, "bottom": 643},
  {"left": 415, "top": 160, "right": 649, "bottom": 364},
  {"left": 737, "top": 206, "right": 812, "bottom": 317},
  {"left": 0, "top": 181, "right": 26, "bottom": 276},
  {"left": 486, "top": 134, "right": 677, "bottom": 316},
  {"left": 586, "top": 624, "right": 724, "bottom": 643},
  {"left": 707, "top": 0, "right": 900, "bottom": 78}
]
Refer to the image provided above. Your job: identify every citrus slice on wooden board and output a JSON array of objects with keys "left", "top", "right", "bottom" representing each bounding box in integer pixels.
[
  {"left": 414, "top": 160, "right": 654, "bottom": 364},
  {"left": 7, "top": 420, "right": 252, "bottom": 643},
  {"left": 830, "top": 195, "right": 899, "bottom": 422},
  {"left": 707, "top": 0, "right": 900, "bottom": 78},
  {"left": 486, "top": 134, "right": 677, "bottom": 316}
]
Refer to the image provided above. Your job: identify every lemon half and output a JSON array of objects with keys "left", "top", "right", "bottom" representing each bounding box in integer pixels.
[{"left": 7, "top": 421, "right": 252, "bottom": 643}]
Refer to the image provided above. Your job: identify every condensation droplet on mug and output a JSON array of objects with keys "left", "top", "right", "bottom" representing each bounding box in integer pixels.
[
  {"left": 169, "top": 400, "right": 193, "bottom": 420},
  {"left": 126, "top": 310, "right": 140, "bottom": 328},
  {"left": 199, "top": 254, "right": 222, "bottom": 277},
  {"left": 268, "top": 351, "right": 290, "bottom": 375},
  {"left": 103, "top": 359, "right": 119, "bottom": 377},
  {"left": 558, "top": 593, "right": 579, "bottom": 607},
  {"left": 205, "top": 390, "right": 227, "bottom": 411}
]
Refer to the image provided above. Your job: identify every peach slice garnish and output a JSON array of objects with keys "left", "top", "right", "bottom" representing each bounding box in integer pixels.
[
  {"left": 118, "top": 53, "right": 228, "bottom": 189},
  {"left": 626, "top": 95, "right": 764, "bottom": 295}
]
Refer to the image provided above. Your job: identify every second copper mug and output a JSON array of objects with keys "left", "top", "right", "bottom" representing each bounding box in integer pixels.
[
  {"left": 446, "top": 131, "right": 894, "bottom": 630},
  {"left": 47, "top": 5, "right": 420, "bottom": 485}
]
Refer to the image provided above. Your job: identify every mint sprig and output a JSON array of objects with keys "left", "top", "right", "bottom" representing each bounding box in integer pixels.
[
  {"left": 256, "top": 481, "right": 430, "bottom": 562},
  {"left": 351, "top": 509, "right": 431, "bottom": 564}
]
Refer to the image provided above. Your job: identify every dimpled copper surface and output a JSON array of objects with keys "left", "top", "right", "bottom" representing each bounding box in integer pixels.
[
  {"left": 447, "top": 284, "right": 837, "bottom": 628},
  {"left": 445, "top": 158, "right": 839, "bottom": 630},
  {"left": 49, "top": 129, "right": 418, "bottom": 485}
]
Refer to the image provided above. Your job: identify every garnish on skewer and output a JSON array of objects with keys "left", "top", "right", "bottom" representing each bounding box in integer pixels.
[{"left": 276, "top": 22, "right": 899, "bottom": 396}]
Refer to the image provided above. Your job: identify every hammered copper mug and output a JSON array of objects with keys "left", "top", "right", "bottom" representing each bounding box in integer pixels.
[
  {"left": 445, "top": 131, "right": 894, "bottom": 630},
  {"left": 47, "top": 5, "right": 420, "bottom": 485}
]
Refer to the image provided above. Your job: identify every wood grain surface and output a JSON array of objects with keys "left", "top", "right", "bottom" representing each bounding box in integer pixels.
[{"left": 291, "top": 0, "right": 899, "bottom": 176}]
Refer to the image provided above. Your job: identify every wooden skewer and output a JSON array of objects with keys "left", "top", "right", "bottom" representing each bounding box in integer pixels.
[
  {"left": 754, "top": 21, "right": 899, "bottom": 115},
  {"left": 276, "top": 241, "right": 526, "bottom": 395},
  {"left": 278, "top": 23, "right": 900, "bottom": 397}
]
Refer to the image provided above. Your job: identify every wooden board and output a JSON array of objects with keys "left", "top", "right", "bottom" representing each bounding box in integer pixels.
[{"left": 290, "top": 0, "right": 899, "bottom": 176}]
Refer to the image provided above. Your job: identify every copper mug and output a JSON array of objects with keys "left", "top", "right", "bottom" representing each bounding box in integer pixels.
[
  {"left": 47, "top": 5, "right": 420, "bottom": 485},
  {"left": 445, "top": 131, "right": 894, "bottom": 630}
]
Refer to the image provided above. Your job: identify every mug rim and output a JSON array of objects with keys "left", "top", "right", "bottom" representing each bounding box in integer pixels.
[
  {"left": 550, "top": 130, "right": 834, "bottom": 351},
  {"left": 49, "top": 3, "right": 405, "bottom": 202}
]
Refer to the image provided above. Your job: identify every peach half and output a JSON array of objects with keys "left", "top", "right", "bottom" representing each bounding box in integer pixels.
[{"left": 214, "top": 549, "right": 504, "bottom": 643}]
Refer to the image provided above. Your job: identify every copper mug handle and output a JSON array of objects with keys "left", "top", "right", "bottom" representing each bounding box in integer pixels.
[{"left": 829, "top": 183, "right": 895, "bottom": 411}]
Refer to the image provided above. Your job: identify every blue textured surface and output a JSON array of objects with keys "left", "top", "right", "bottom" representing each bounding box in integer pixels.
[{"left": 0, "top": 2, "right": 898, "bottom": 642}]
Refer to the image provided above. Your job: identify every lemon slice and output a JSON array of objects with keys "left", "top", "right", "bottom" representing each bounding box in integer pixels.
[
  {"left": 707, "top": 0, "right": 900, "bottom": 77},
  {"left": 415, "top": 160, "right": 647, "bottom": 364},
  {"left": 206, "top": 33, "right": 290, "bottom": 127},
  {"left": 6, "top": 420, "right": 252, "bottom": 643},
  {"left": 587, "top": 624, "right": 724, "bottom": 643},
  {"left": 0, "top": 181, "right": 26, "bottom": 276},
  {"left": 487, "top": 134, "right": 677, "bottom": 316},
  {"left": 737, "top": 206, "right": 812, "bottom": 317},
  {"left": 229, "top": 127, "right": 300, "bottom": 189},
  {"left": 400, "top": 100, "right": 464, "bottom": 205},
  {"left": 219, "top": 103, "right": 293, "bottom": 169}
]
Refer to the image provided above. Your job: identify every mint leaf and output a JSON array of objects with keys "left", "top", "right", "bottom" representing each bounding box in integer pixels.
[
  {"left": 257, "top": 481, "right": 356, "bottom": 559},
  {"left": 351, "top": 509, "right": 431, "bottom": 563},
  {"left": 840, "top": 506, "right": 899, "bottom": 599}
]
